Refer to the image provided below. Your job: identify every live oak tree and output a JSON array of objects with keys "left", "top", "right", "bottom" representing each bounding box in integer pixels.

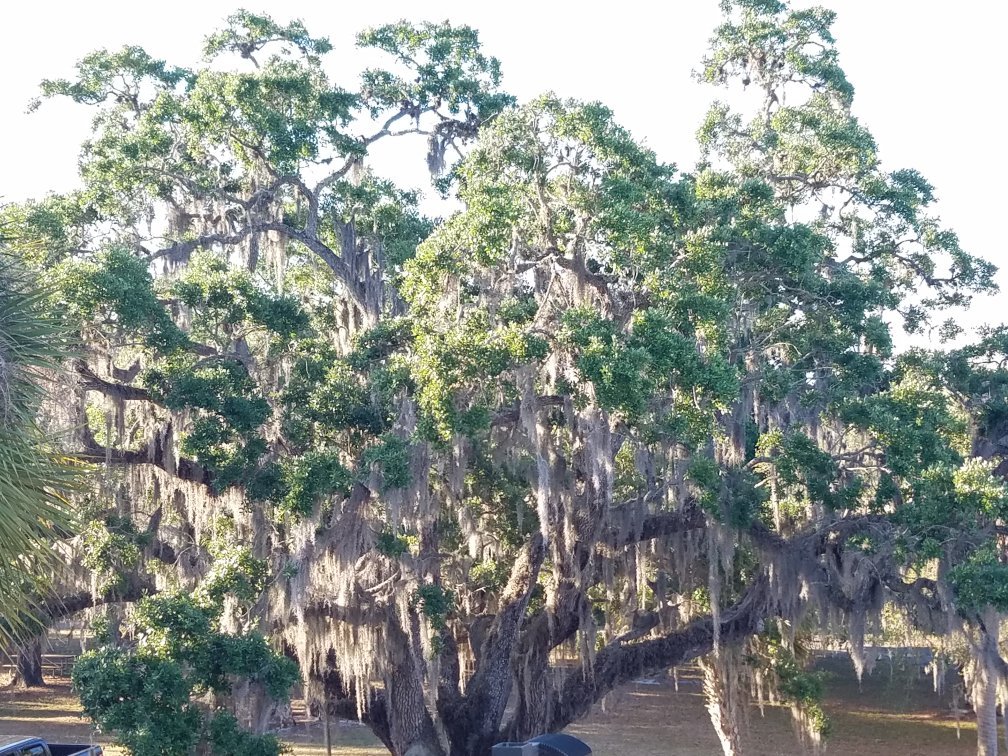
[
  {"left": 694, "top": 3, "right": 1007, "bottom": 753},
  {"left": 8, "top": 2, "right": 1008, "bottom": 756}
]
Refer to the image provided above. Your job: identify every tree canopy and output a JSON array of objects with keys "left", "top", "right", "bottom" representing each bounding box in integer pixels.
[{"left": 5, "top": 2, "right": 1008, "bottom": 756}]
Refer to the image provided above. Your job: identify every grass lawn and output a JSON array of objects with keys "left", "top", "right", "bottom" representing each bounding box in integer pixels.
[{"left": 0, "top": 653, "right": 979, "bottom": 755}]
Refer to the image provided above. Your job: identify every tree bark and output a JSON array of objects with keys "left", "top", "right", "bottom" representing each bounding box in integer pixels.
[
  {"left": 75, "top": 361, "right": 158, "bottom": 403},
  {"left": 12, "top": 635, "right": 45, "bottom": 688},
  {"left": 449, "top": 533, "right": 546, "bottom": 756},
  {"left": 11, "top": 578, "right": 159, "bottom": 685},
  {"left": 700, "top": 652, "right": 743, "bottom": 756},
  {"left": 973, "top": 609, "right": 1005, "bottom": 756},
  {"left": 385, "top": 618, "right": 446, "bottom": 756},
  {"left": 321, "top": 513, "right": 901, "bottom": 756},
  {"left": 77, "top": 424, "right": 211, "bottom": 486},
  {"left": 507, "top": 580, "right": 583, "bottom": 742}
]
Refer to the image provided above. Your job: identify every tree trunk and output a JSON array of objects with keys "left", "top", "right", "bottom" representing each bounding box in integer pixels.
[
  {"left": 449, "top": 534, "right": 546, "bottom": 756},
  {"left": 12, "top": 636, "right": 45, "bottom": 688},
  {"left": 384, "top": 619, "right": 446, "bottom": 756},
  {"left": 974, "top": 654, "right": 999, "bottom": 756},
  {"left": 701, "top": 652, "right": 743, "bottom": 756},
  {"left": 322, "top": 701, "right": 332, "bottom": 756},
  {"left": 973, "top": 610, "right": 1003, "bottom": 756}
]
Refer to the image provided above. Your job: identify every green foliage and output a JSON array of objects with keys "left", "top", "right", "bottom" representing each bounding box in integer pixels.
[
  {"left": 374, "top": 528, "right": 414, "bottom": 558},
  {"left": 22, "top": 4, "right": 1008, "bottom": 753},
  {"left": 203, "top": 10, "right": 333, "bottom": 60},
  {"left": 412, "top": 583, "right": 454, "bottom": 632},
  {"left": 322, "top": 177, "right": 434, "bottom": 273},
  {"left": 132, "top": 593, "right": 214, "bottom": 658},
  {"left": 173, "top": 252, "right": 309, "bottom": 343},
  {"left": 897, "top": 460, "right": 1008, "bottom": 564},
  {"left": 74, "top": 639, "right": 292, "bottom": 756},
  {"left": 349, "top": 316, "right": 414, "bottom": 367},
  {"left": 143, "top": 356, "right": 271, "bottom": 491},
  {"left": 81, "top": 519, "right": 143, "bottom": 595},
  {"left": 187, "top": 63, "right": 357, "bottom": 175},
  {"left": 55, "top": 247, "right": 187, "bottom": 352},
  {"left": 469, "top": 558, "right": 510, "bottom": 594},
  {"left": 949, "top": 545, "right": 1008, "bottom": 613},
  {"left": 841, "top": 368, "right": 969, "bottom": 479},
  {"left": 459, "top": 443, "right": 536, "bottom": 547},
  {"left": 361, "top": 433, "right": 411, "bottom": 491},
  {"left": 357, "top": 21, "right": 513, "bottom": 119},
  {"left": 686, "top": 455, "right": 722, "bottom": 513},
  {"left": 207, "top": 710, "right": 288, "bottom": 756},
  {"left": 75, "top": 579, "right": 296, "bottom": 755},
  {"left": 408, "top": 309, "right": 543, "bottom": 440},
  {"left": 756, "top": 430, "right": 845, "bottom": 509},
  {"left": 748, "top": 625, "right": 832, "bottom": 737},
  {"left": 0, "top": 194, "right": 94, "bottom": 267},
  {"left": 560, "top": 306, "right": 737, "bottom": 421},
  {"left": 74, "top": 647, "right": 202, "bottom": 756},
  {"left": 701, "top": 0, "right": 995, "bottom": 326},
  {"left": 278, "top": 449, "right": 351, "bottom": 517},
  {"left": 0, "top": 252, "right": 78, "bottom": 641},
  {"left": 294, "top": 359, "right": 380, "bottom": 435},
  {"left": 38, "top": 46, "right": 189, "bottom": 106},
  {"left": 145, "top": 356, "right": 269, "bottom": 429},
  {"left": 197, "top": 543, "right": 269, "bottom": 608}
]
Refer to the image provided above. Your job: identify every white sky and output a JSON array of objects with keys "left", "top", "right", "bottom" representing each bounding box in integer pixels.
[{"left": 1, "top": 1, "right": 1004, "bottom": 335}]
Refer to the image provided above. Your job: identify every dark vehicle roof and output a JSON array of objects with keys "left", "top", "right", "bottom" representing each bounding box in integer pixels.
[
  {"left": 0, "top": 738, "right": 101, "bottom": 756},
  {"left": 0, "top": 739, "right": 44, "bottom": 754}
]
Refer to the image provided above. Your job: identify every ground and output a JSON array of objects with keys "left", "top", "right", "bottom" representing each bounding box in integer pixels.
[{"left": 0, "top": 654, "right": 980, "bottom": 755}]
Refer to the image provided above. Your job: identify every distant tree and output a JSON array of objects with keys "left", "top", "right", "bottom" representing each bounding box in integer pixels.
[{"left": 10, "top": 3, "right": 1008, "bottom": 756}]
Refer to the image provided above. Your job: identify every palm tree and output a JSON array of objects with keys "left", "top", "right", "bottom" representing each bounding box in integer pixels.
[{"left": 0, "top": 247, "right": 76, "bottom": 664}]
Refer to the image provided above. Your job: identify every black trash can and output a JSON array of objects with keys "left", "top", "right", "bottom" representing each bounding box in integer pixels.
[{"left": 528, "top": 733, "right": 592, "bottom": 755}]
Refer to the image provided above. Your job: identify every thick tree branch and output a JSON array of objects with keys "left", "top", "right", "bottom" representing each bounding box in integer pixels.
[
  {"left": 450, "top": 533, "right": 547, "bottom": 756},
  {"left": 384, "top": 617, "right": 446, "bottom": 756},
  {"left": 75, "top": 361, "right": 157, "bottom": 404},
  {"left": 547, "top": 575, "right": 769, "bottom": 733},
  {"left": 305, "top": 646, "right": 394, "bottom": 752},
  {"left": 147, "top": 222, "right": 368, "bottom": 310},
  {"left": 492, "top": 394, "right": 564, "bottom": 425},
  {"left": 77, "top": 426, "right": 211, "bottom": 486},
  {"left": 312, "top": 110, "right": 414, "bottom": 202},
  {"left": 28, "top": 577, "right": 158, "bottom": 632},
  {"left": 331, "top": 689, "right": 393, "bottom": 752},
  {"left": 603, "top": 505, "right": 707, "bottom": 549},
  {"left": 505, "top": 512, "right": 894, "bottom": 740},
  {"left": 505, "top": 578, "right": 585, "bottom": 740},
  {"left": 295, "top": 600, "right": 377, "bottom": 629}
]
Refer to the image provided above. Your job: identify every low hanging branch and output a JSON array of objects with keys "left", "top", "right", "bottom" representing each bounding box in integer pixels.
[
  {"left": 603, "top": 504, "right": 708, "bottom": 549},
  {"left": 548, "top": 576, "right": 769, "bottom": 735}
]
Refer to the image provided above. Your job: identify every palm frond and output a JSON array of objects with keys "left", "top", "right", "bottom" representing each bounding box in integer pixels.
[{"left": 0, "top": 250, "right": 79, "bottom": 642}]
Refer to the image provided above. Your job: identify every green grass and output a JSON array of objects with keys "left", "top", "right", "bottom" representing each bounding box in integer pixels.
[{"left": 0, "top": 653, "right": 981, "bottom": 756}]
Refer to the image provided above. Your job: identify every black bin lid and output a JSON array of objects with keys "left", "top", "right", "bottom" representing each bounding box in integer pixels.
[{"left": 527, "top": 733, "right": 592, "bottom": 756}]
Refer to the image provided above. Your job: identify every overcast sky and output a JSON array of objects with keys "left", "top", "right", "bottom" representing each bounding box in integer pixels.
[{"left": 2, "top": 1, "right": 1004, "bottom": 335}]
